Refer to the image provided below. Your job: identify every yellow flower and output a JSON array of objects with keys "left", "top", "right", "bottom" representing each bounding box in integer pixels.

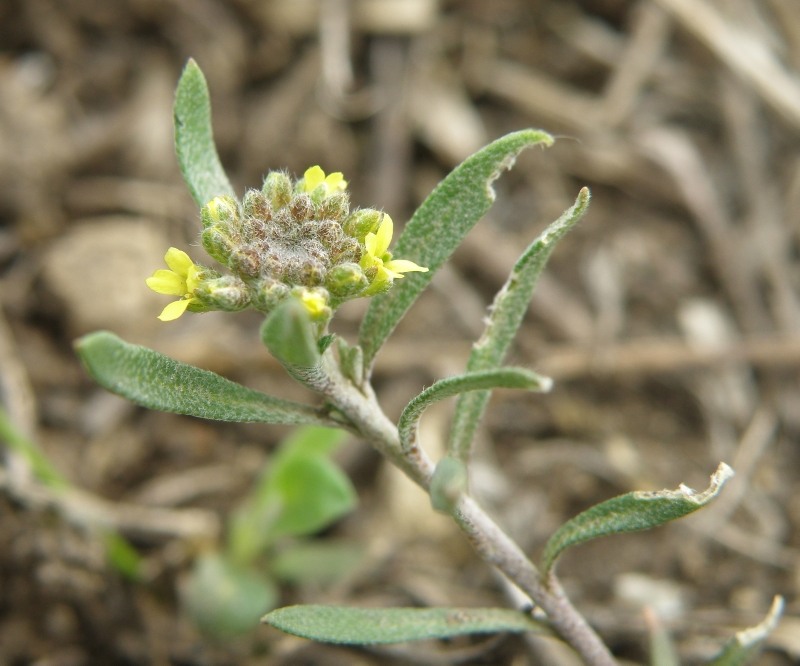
[
  {"left": 302, "top": 165, "right": 347, "bottom": 196},
  {"left": 360, "top": 214, "right": 428, "bottom": 284},
  {"left": 295, "top": 287, "right": 331, "bottom": 321},
  {"left": 145, "top": 247, "right": 203, "bottom": 321}
]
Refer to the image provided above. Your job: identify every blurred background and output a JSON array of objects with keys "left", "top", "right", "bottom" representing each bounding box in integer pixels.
[{"left": 1, "top": 0, "right": 799, "bottom": 663}]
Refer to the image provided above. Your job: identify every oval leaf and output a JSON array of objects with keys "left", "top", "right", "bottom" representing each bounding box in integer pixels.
[
  {"left": 174, "top": 58, "right": 236, "bottom": 207},
  {"left": 262, "top": 605, "right": 551, "bottom": 644},
  {"left": 358, "top": 129, "right": 554, "bottom": 372},
  {"left": 541, "top": 463, "right": 734, "bottom": 576},
  {"left": 706, "top": 596, "right": 784, "bottom": 666},
  {"left": 449, "top": 188, "right": 590, "bottom": 461},
  {"left": 75, "top": 331, "right": 331, "bottom": 425},
  {"left": 398, "top": 367, "right": 551, "bottom": 452}
]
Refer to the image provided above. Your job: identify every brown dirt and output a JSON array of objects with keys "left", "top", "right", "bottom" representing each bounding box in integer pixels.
[{"left": 1, "top": 1, "right": 799, "bottom": 664}]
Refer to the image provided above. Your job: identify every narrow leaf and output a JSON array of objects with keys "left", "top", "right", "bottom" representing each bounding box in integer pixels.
[
  {"left": 174, "top": 58, "right": 236, "bottom": 207},
  {"left": 449, "top": 188, "right": 590, "bottom": 460},
  {"left": 358, "top": 130, "right": 554, "bottom": 371},
  {"left": 0, "top": 406, "right": 68, "bottom": 489},
  {"left": 398, "top": 367, "right": 551, "bottom": 452},
  {"left": 541, "top": 463, "right": 734, "bottom": 576},
  {"left": 262, "top": 605, "right": 551, "bottom": 644},
  {"left": 75, "top": 331, "right": 331, "bottom": 425},
  {"left": 706, "top": 596, "right": 784, "bottom": 666}
]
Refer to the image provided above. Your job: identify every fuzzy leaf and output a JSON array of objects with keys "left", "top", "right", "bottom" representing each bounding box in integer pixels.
[
  {"left": 398, "top": 367, "right": 551, "bottom": 452},
  {"left": 76, "top": 331, "right": 330, "bottom": 425},
  {"left": 260, "top": 299, "right": 321, "bottom": 368},
  {"left": 174, "top": 58, "right": 236, "bottom": 207},
  {"left": 358, "top": 129, "right": 554, "bottom": 372},
  {"left": 706, "top": 596, "right": 784, "bottom": 666},
  {"left": 449, "top": 188, "right": 590, "bottom": 460},
  {"left": 262, "top": 605, "right": 551, "bottom": 644},
  {"left": 541, "top": 463, "right": 734, "bottom": 576}
]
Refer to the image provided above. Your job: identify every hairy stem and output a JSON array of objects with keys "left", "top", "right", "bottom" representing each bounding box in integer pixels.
[{"left": 299, "top": 351, "right": 617, "bottom": 665}]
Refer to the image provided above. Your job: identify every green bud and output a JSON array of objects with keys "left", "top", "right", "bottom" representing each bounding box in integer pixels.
[
  {"left": 193, "top": 275, "right": 250, "bottom": 311},
  {"left": 201, "top": 227, "right": 235, "bottom": 265},
  {"left": 343, "top": 209, "right": 382, "bottom": 241},
  {"left": 242, "top": 189, "right": 271, "bottom": 221},
  {"left": 325, "top": 263, "right": 368, "bottom": 298},
  {"left": 250, "top": 278, "right": 290, "bottom": 313},
  {"left": 262, "top": 171, "right": 292, "bottom": 209},
  {"left": 201, "top": 195, "right": 239, "bottom": 229},
  {"left": 317, "top": 192, "right": 350, "bottom": 220}
]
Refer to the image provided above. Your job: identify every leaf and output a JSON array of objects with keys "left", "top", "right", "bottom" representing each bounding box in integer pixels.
[
  {"left": 706, "top": 596, "right": 784, "bottom": 666},
  {"left": 228, "top": 427, "right": 355, "bottom": 563},
  {"left": 262, "top": 605, "right": 551, "bottom": 644},
  {"left": 430, "top": 456, "right": 469, "bottom": 513},
  {"left": 358, "top": 129, "right": 554, "bottom": 372},
  {"left": 260, "top": 299, "right": 321, "bottom": 368},
  {"left": 541, "top": 463, "right": 734, "bottom": 576},
  {"left": 398, "top": 367, "right": 551, "bottom": 452},
  {"left": 183, "top": 552, "right": 278, "bottom": 640},
  {"left": 75, "top": 331, "right": 331, "bottom": 425},
  {"left": 174, "top": 58, "right": 236, "bottom": 207},
  {"left": 449, "top": 188, "right": 590, "bottom": 460}
]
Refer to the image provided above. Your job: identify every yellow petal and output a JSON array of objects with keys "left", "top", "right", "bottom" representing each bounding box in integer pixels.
[
  {"left": 157, "top": 298, "right": 192, "bottom": 321},
  {"left": 385, "top": 259, "right": 428, "bottom": 275},
  {"left": 164, "top": 247, "right": 194, "bottom": 276},
  {"left": 303, "top": 165, "right": 325, "bottom": 192},
  {"left": 323, "top": 172, "right": 347, "bottom": 192},
  {"left": 146, "top": 270, "right": 186, "bottom": 296},
  {"left": 373, "top": 214, "right": 393, "bottom": 256}
]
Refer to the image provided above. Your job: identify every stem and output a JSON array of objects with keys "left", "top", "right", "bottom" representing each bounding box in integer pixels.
[{"left": 300, "top": 352, "right": 617, "bottom": 665}]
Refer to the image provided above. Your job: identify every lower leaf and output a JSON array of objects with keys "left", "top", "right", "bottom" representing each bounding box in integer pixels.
[{"left": 262, "top": 605, "right": 551, "bottom": 644}]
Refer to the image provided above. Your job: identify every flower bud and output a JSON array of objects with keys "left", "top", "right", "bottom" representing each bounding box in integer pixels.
[
  {"left": 201, "top": 196, "right": 239, "bottom": 230},
  {"left": 201, "top": 227, "right": 235, "bottom": 265},
  {"left": 325, "top": 263, "right": 368, "bottom": 298},
  {"left": 317, "top": 192, "right": 350, "bottom": 220},
  {"left": 242, "top": 189, "right": 271, "bottom": 222},
  {"left": 262, "top": 171, "right": 292, "bottom": 209},
  {"left": 343, "top": 209, "right": 382, "bottom": 241},
  {"left": 193, "top": 275, "right": 250, "bottom": 311},
  {"left": 250, "top": 278, "right": 290, "bottom": 313}
]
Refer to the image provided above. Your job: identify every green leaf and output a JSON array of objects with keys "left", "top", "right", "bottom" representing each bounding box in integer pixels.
[
  {"left": 174, "top": 58, "right": 236, "bottom": 207},
  {"left": 183, "top": 552, "right": 278, "bottom": 640},
  {"left": 102, "top": 531, "right": 143, "bottom": 581},
  {"left": 228, "top": 427, "right": 354, "bottom": 563},
  {"left": 358, "top": 129, "right": 555, "bottom": 372},
  {"left": 75, "top": 331, "right": 330, "bottom": 425},
  {"left": 398, "top": 367, "right": 551, "bottom": 452},
  {"left": 706, "top": 596, "right": 784, "bottom": 666},
  {"left": 449, "top": 187, "right": 590, "bottom": 460},
  {"left": 260, "top": 299, "right": 321, "bottom": 369},
  {"left": 262, "top": 605, "right": 551, "bottom": 644},
  {"left": 541, "top": 463, "right": 734, "bottom": 576}
]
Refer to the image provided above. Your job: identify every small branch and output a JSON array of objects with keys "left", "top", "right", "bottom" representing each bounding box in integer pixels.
[{"left": 317, "top": 353, "right": 618, "bottom": 665}]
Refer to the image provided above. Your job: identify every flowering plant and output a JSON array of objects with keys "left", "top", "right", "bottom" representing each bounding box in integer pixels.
[{"left": 75, "top": 60, "right": 782, "bottom": 664}]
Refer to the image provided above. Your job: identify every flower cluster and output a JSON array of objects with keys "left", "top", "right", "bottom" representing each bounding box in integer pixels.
[{"left": 147, "top": 167, "right": 427, "bottom": 322}]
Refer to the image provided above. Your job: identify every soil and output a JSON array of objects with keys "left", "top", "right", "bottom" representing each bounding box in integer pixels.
[{"left": 1, "top": 1, "right": 799, "bottom": 664}]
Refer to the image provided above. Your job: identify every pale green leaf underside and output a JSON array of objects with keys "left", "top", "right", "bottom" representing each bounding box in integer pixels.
[
  {"left": 449, "top": 187, "right": 591, "bottom": 460},
  {"left": 706, "top": 596, "right": 784, "bottom": 666},
  {"left": 398, "top": 367, "right": 552, "bottom": 452},
  {"left": 541, "top": 463, "right": 734, "bottom": 575},
  {"left": 75, "top": 331, "right": 330, "bottom": 426},
  {"left": 262, "top": 605, "right": 550, "bottom": 645},
  {"left": 358, "top": 129, "right": 554, "bottom": 372},
  {"left": 174, "top": 58, "right": 236, "bottom": 207}
]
